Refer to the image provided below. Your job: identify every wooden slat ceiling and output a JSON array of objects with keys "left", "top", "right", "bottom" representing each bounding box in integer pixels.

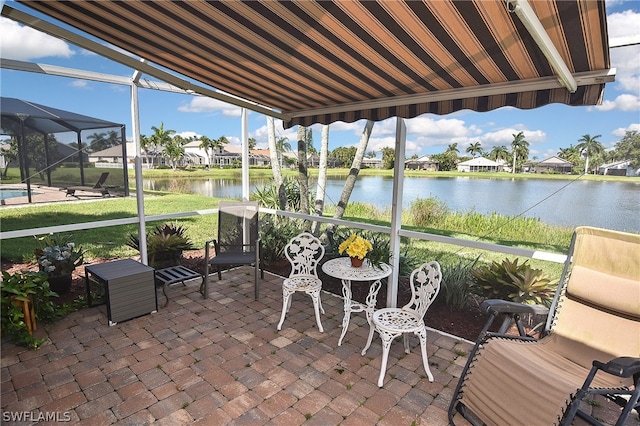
[{"left": 18, "top": 0, "right": 610, "bottom": 128}]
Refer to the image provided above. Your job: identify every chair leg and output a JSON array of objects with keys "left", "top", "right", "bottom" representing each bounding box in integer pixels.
[
  {"left": 309, "top": 290, "right": 324, "bottom": 332},
  {"left": 200, "top": 264, "right": 210, "bottom": 299},
  {"left": 254, "top": 265, "right": 259, "bottom": 300},
  {"left": 361, "top": 324, "right": 377, "bottom": 356},
  {"left": 277, "top": 289, "right": 293, "bottom": 331},
  {"left": 378, "top": 330, "right": 400, "bottom": 387},
  {"left": 417, "top": 327, "right": 434, "bottom": 382},
  {"left": 403, "top": 333, "right": 410, "bottom": 354}
]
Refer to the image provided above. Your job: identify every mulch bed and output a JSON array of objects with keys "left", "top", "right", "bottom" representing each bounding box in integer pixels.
[{"left": 1, "top": 250, "right": 489, "bottom": 342}]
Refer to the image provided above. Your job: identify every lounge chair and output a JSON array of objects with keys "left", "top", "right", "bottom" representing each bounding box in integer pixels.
[
  {"left": 64, "top": 172, "right": 110, "bottom": 197},
  {"left": 448, "top": 226, "right": 640, "bottom": 426}
]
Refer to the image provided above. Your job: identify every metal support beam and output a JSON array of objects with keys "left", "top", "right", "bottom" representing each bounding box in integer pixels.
[
  {"left": 507, "top": 0, "right": 577, "bottom": 93},
  {"left": 387, "top": 118, "right": 407, "bottom": 308}
]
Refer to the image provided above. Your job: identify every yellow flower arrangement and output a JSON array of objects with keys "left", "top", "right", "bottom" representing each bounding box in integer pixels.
[{"left": 338, "top": 234, "right": 373, "bottom": 260}]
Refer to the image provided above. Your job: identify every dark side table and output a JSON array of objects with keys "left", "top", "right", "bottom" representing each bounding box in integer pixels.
[{"left": 85, "top": 259, "right": 156, "bottom": 326}]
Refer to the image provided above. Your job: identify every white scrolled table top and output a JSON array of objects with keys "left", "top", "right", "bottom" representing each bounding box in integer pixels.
[{"left": 321, "top": 257, "right": 391, "bottom": 281}]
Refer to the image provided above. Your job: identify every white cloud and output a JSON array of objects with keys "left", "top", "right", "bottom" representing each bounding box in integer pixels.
[
  {"left": 607, "top": 10, "right": 640, "bottom": 93},
  {"left": 178, "top": 97, "right": 241, "bottom": 117},
  {"left": 0, "top": 18, "right": 74, "bottom": 60},
  {"left": 70, "top": 80, "right": 90, "bottom": 89},
  {"left": 595, "top": 93, "right": 640, "bottom": 111},
  {"left": 612, "top": 123, "right": 640, "bottom": 137},
  {"left": 479, "top": 128, "right": 546, "bottom": 149}
]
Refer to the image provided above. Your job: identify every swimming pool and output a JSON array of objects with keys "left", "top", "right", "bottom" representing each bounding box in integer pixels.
[{"left": 0, "top": 188, "right": 40, "bottom": 200}]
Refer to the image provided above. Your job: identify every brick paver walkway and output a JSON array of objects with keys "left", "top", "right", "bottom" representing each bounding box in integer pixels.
[{"left": 1, "top": 266, "right": 631, "bottom": 425}]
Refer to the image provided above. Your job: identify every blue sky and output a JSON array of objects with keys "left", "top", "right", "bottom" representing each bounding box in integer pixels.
[{"left": 1, "top": 0, "right": 638, "bottom": 160}]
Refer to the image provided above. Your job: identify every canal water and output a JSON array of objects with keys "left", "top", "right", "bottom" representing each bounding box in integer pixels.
[{"left": 144, "top": 175, "right": 640, "bottom": 233}]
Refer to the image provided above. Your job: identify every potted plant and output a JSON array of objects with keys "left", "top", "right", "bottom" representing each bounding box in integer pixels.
[
  {"left": 338, "top": 233, "right": 373, "bottom": 267},
  {"left": 127, "top": 223, "right": 195, "bottom": 269},
  {"left": 34, "top": 234, "right": 86, "bottom": 294}
]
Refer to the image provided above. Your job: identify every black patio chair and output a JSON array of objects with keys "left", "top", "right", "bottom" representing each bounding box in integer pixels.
[{"left": 201, "top": 201, "right": 263, "bottom": 300}]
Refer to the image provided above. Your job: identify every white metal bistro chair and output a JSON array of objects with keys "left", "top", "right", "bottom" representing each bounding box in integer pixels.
[
  {"left": 363, "top": 261, "right": 442, "bottom": 387},
  {"left": 277, "top": 232, "right": 325, "bottom": 332}
]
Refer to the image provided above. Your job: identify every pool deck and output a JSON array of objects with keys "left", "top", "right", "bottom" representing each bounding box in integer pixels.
[{"left": 1, "top": 184, "right": 116, "bottom": 207}]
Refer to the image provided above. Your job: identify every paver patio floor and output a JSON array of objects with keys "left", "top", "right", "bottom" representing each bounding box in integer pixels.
[{"left": 1, "top": 266, "right": 633, "bottom": 425}]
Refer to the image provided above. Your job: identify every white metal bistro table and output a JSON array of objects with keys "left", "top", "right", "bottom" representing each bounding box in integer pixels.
[{"left": 322, "top": 257, "right": 391, "bottom": 346}]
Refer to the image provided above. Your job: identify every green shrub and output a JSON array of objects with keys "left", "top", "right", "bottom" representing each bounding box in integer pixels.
[
  {"left": 252, "top": 177, "right": 304, "bottom": 211},
  {"left": 259, "top": 216, "right": 306, "bottom": 264},
  {"left": 440, "top": 256, "right": 480, "bottom": 310},
  {"left": 1, "top": 270, "right": 58, "bottom": 349},
  {"left": 408, "top": 197, "right": 449, "bottom": 228},
  {"left": 471, "top": 258, "right": 557, "bottom": 306}
]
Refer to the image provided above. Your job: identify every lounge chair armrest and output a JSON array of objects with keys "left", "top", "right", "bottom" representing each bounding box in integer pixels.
[
  {"left": 593, "top": 357, "right": 640, "bottom": 378},
  {"left": 481, "top": 299, "right": 549, "bottom": 316}
]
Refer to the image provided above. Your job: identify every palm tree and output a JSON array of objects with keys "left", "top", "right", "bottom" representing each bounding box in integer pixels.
[
  {"left": 199, "top": 135, "right": 228, "bottom": 168},
  {"left": 164, "top": 135, "right": 186, "bottom": 170},
  {"left": 489, "top": 145, "right": 509, "bottom": 163},
  {"left": 330, "top": 120, "right": 374, "bottom": 223},
  {"left": 86, "top": 132, "right": 108, "bottom": 153},
  {"left": 576, "top": 134, "right": 603, "bottom": 174},
  {"left": 511, "top": 131, "right": 529, "bottom": 174},
  {"left": 140, "top": 134, "right": 152, "bottom": 167},
  {"left": 297, "top": 125, "right": 310, "bottom": 227},
  {"left": 149, "top": 122, "right": 176, "bottom": 168},
  {"left": 312, "top": 125, "right": 330, "bottom": 236},
  {"left": 557, "top": 145, "right": 581, "bottom": 164},
  {"left": 267, "top": 116, "right": 287, "bottom": 210},
  {"left": 466, "top": 141, "right": 483, "bottom": 158},
  {"left": 446, "top": 143, "right": 459, "bottom": 154},
  {"left": 199, "top": 136, "right": 215, "bottom": 167}
]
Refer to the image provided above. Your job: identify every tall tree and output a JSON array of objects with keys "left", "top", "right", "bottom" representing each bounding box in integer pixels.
[
  {"left": 466, "top": 141, "right": 483, "bottom": 158},
  {"left": 613, "top": 130, "right": 640, "bottom": 169},
  {"left": 86, "top": 132, "right": 108, "bottom": 153},
  {"left": 489, "top": 145, "right": 509, "bottom": 162},
  {"left": 149, "top": 122, "right": 176, "bottom": 168},
  {"left": 312, "top": 125, "right": 330, "bottom": 235},
  {"left": 199, "top": 135, "right": 228, "bottom": 168},
  {"left": 557, "top": 144, "right": 581, "bottom": 168},
  {"left": 297, "top": 125, "right": 310, "bottom": 227},
  {"left": 576, "top": 133, "right": 603, "bottom": 174},
  {"left": 446, "top": 143, "right": 459, "bottom": 155},
  {"left": 164, "top": 135, "right": 186, "bottom": 170},
  {"left": 331, "top": 120, "right": 374, "bottom": 223},
  {"left": 266, "top": 116, "right": 287, "bottom": 210},
  {"left": 140, "top": 134, "right": 153, "bottom": 167},
  {"left": 275, "top": 136, "right": 292, "bottom": 168},
  {"left": 330, "top": 146, "right": 357, "bottom": 167},
  {"left": 381, "top": 147, "right": 395, "bottom": 169},
  {"left": 511, "top": 131, "right": 529, "bottom": 174}
]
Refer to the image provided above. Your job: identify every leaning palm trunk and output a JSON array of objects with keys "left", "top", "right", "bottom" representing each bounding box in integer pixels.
[
  {"left": 297, "top": 125, "right": 310, "bottom": 230},
  {"left": 312, "top": 125, "right": 329, "bottom": 236},
  {"left": 267, "top": 116, "right": 287, "bottom": 210},
  {"left": 325, "top": 120, "right": 374, "bottom": 241}
]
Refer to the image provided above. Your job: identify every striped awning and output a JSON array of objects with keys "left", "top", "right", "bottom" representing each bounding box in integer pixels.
[{"left": 14, "top": 0, "right": 612, "bottom": 128}]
